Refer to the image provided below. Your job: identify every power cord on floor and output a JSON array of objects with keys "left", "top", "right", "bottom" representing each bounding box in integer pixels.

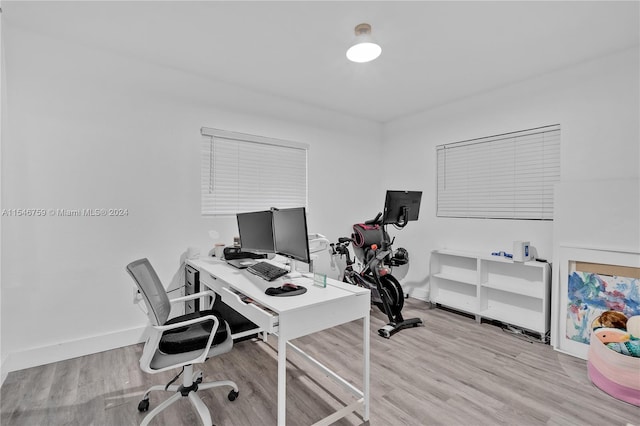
[{"left": 501, "top": 324, "right": 549, "bottom": 344}]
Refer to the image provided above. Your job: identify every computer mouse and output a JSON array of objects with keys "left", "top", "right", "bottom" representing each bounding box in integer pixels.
[{"left": 265, "top": 287, "right": 281, "bottom": 296}]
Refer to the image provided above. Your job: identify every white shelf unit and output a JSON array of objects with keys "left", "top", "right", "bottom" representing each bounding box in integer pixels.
[{"left": 430, "top": 249, "right": 551, "bottom": 336}]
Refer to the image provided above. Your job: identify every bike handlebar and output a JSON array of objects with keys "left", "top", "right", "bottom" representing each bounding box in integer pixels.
[{"left": 364, "top": 212, "right": 382, "bottom": 226}]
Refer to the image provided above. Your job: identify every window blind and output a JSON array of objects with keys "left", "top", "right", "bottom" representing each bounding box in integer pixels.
[
  {"left": 201, "top": 128, "right": 308, "bottom": 215},
  {"left": 436, "top": 124, "right": 560, "bottom": 220}
]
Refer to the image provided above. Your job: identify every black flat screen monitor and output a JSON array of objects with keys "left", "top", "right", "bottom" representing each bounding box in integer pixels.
[
  {"left": 236, "top": 210, "right": 275, "bottom": 254},
  {"left": 272, "top": 207, "right": 310, "bottom": 264},
  {"left": 383, "top": 190, "right": 423, "bottom": 225}
]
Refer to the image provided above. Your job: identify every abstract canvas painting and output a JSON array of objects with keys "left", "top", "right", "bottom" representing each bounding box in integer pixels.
[
  {"left": 556, "top": 247, "right": 640, "bottom": 359},
  {"left": 566, "top": 270, "right": 640, "bottom": 344}
]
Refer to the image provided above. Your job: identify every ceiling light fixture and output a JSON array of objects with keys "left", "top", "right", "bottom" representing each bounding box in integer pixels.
[{"left": 346, "top": 23, "right": 382, "bottom": 63}]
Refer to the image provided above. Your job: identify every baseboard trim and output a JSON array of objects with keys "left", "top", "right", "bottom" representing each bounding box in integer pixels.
[
  {"left": 408, "top": 288, "right": 429, "bottom": 302},
  {"left": 1, "top": 326, "right": 147, "bottom": 382},
  {"left": 0, "top": 355, "right": 8, "bottom": 385}
]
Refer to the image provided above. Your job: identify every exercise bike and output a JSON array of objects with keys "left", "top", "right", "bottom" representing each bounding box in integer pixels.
[{"left": 330, "top": 191, "right": 424, "bottom": 338}]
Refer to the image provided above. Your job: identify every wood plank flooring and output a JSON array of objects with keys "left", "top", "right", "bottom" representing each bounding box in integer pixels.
[{"left": 2, "top": 299, "right": 638, "bottom": 425}]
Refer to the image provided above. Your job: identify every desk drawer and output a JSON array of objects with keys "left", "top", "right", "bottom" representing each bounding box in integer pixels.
[
  {"left": 199, "top": 271, "right": 278, "bottom": 333},
  {"left": 199, "top": 271, "right": 224, "bottom": 292},
  {"left": 219, "top": 287, "right": 279, "bottom": 334}
]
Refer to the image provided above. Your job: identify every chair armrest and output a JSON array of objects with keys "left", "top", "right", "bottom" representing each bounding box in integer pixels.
[
  {"left": 151, "top": 313, "right": 218, "bottom": 332},
  {"left": 168, "top": 289, "right": 217, "bottom": 305},
  {"left": 142, "top": 313, "right": 223, "bottom": 372}
]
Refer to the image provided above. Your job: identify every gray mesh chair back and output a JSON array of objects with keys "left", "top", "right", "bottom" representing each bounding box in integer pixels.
[{"left": 126, "top": 258, "right": 172, "bottom": 326}]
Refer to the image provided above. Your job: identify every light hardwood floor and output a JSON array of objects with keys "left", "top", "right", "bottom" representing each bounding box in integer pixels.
[{"left": 1, "top": 299, "right": 638, "bottom": 425}]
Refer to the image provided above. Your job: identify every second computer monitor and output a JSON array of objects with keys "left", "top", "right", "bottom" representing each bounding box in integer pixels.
[
  {"left": 236, "top": 210, "right": 275, "bottom": 254},
  {"left": 272, "top": 207, "right": 310, "bottom": 264}
]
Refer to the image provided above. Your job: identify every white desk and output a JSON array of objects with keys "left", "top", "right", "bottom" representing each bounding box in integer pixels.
[{"left": 187, "top": 257, "right": 371, "bottom": 426}]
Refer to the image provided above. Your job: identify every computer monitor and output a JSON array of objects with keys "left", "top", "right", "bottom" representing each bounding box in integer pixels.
[
  {"left": 236, "top": 210, "right": 275, "bottom": 254},
  {"left": 272, "top": 207, "right": 310, "bottom": 264},
  {"left": 383, "top": 190, "right": 423, "bottom": 226}
]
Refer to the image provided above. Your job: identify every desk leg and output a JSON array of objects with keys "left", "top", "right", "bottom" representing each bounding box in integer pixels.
[
  {"left": 363, "top": 313, "right": 370, "bottom": 421},
  {"left": 278, "top": 335, "right": 287, "bottom": 426}
]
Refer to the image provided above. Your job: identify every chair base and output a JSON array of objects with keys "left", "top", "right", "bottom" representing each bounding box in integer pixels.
[{"left": 138, "top": 365, "right": 239, "bottom": 426}]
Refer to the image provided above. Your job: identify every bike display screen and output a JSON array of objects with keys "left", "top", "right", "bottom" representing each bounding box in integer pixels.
[{"left": 382, "top": 190, "right": 422, "bottom": 225}]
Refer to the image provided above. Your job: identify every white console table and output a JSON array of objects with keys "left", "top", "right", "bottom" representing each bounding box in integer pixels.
[{"left": 430, "top": 249, "right": 551, "bottom": 337}]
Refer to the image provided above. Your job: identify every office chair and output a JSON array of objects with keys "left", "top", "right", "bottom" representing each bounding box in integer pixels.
[{"left": 126, "top": 258, "right": 239, "bottom": 426}]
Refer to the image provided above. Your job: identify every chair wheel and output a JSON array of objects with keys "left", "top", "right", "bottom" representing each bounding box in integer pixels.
[
  {"left": 228, "top": 390, "right": 239, "bottom": 401},
  {"left": 138, "top": 399, "right": 150, "bottom": 412}
]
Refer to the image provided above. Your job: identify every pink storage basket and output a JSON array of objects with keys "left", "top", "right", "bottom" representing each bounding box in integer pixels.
[{"left": 587, "top": 336, "right": 640, "bottom": 406}]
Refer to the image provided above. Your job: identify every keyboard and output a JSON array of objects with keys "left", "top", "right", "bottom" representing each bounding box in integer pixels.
[{"left": 247, "top": 261, "right": 289, "bottom": 281}]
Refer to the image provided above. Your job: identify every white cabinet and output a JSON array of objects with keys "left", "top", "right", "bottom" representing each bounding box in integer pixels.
[{"left": 430, "top": 249, "right": 551, "bottom": 337}]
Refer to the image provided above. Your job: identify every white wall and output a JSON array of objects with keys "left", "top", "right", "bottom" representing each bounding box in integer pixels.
[
  {"left": 0, "top": 0, "right": 5, "bottom": 373},
  {"left": 383, "top": 47, "right": 639, "bottom": 300},
  {"left": 0, "top": 25, "right": 382, "bottom": 375},
  {"left": 3, "top": 12, "right": 638, "bottom": 376}
]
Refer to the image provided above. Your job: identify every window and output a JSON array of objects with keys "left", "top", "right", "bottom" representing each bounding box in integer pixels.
[
  {"left": 201, "top": 127, "right": 308, "bottom": 215},
  {"left": 436, "top": 124, "right": 560, "bottom": 220}
]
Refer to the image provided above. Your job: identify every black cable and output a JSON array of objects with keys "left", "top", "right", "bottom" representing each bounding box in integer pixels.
[
  {"left": 165, "top": 366, "right": 185, "bottom": 391},
  {"left": 501, "top": 324, "right": 549, "bottom": 344},
  {"left": 166, "top": 285, "right": 186, "bottom": 294}
]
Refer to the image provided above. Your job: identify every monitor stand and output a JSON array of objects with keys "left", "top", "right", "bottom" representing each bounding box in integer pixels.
[{"left": 284, "top": 258, "right": 303, "bottom": 278}]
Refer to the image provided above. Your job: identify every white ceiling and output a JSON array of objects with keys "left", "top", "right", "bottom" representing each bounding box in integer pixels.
[{"left": 4, "top": 1, "right": 639, "bottom": 123}]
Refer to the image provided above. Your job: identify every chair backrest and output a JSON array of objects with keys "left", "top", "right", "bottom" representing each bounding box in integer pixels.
[{"left": 126, "top": 258, "right": 171, "bottom": 326}]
